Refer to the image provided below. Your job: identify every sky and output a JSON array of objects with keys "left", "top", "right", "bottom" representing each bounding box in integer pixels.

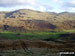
[{"left": 0, "top": 0, "right": 75, "bottom": 13}]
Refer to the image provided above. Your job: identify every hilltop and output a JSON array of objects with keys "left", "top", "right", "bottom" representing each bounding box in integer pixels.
[{"left": 0, "top": 9, "right": 75, "bottom": 31}]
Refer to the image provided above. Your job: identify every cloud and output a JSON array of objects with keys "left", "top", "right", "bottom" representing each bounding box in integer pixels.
[
  {"left": 0, "top": 0, "right": 37, "bottom": 7},
  {"left": 64, "top": 1, "right": 75, "bottom": 8},
  {"left": 0, "top": 0, "right": 53, "bottom": 12},
  {"left": 2, "top": 0, "right": 75, "bottom": 12},
  {"left": 42, "top": 4, "right": 53, "bottom": 11},
  {"left": 24, "top": 4, "right": 53, "bottom": 12},
  {"left": 60, "top": 0, "right": 75, "bottom": 12},
  {"left": 53, "top": 0, "right": 60, "bottom": 2},
  {"left": 53, "top": 0, "right": 63, "bottom": 3}
]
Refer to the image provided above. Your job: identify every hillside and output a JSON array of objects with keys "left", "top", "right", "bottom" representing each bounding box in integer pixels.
[{"left": 0, "top": 9, "right": 75, "bottom": 31}]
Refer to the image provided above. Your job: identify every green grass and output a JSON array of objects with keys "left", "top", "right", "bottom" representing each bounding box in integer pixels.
[
  {"left": 0, "top": 30, "right": 72, "bottom": 40},
  {"left": 64, "top": 30, "right": 75, "bottom": 33}
]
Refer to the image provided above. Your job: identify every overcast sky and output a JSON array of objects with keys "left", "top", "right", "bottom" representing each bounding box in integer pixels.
[{"left": 0, "top": 0, "right": 75, "bottom": 13}]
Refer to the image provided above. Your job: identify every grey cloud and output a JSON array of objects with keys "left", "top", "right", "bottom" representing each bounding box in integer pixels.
[
  {"left": 63, "top": 1, "right": 75, "bottom": 8},
  {"left": 0, "top": 0, "right": 35, "bottom": 7},
  {"left": 0, "top": 0, "right": 53, "bottom": 12}
]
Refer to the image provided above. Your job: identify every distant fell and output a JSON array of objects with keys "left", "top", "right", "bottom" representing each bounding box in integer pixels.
[{"left": 0, "top": 9, "right": 75, "bottom": 31}]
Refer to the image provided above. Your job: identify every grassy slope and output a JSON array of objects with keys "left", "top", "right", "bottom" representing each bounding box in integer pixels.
[{"left": 0, "top": 30, "right": 68, "bottom": 40}]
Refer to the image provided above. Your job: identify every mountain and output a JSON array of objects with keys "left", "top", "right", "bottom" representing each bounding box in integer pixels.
[{"left": 0, "top": 9, "right": 75, "bottom": 31}]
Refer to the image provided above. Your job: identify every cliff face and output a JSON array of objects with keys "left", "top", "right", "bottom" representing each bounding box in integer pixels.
[{"left": 0, "top": 9, "right": 75, "bottom": 31}]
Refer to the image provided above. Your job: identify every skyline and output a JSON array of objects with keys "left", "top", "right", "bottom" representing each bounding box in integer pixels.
[{"left": 0, "top": 0, "right": 75, "bottom": 13}]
